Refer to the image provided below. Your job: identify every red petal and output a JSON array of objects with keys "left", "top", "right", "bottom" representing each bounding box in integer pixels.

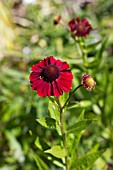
[
  {"left": 31, "top": 60, "right": 44, "bottom": 72},
  {"left": 29, "top": 72, "right": 40, "bottom": 81},
  {"left": 56, "top": 77, "right": 72, "bottom": 92},
  {"left": 44, "top": 57, "right": 49, "bottom": 66},
  {"left": 37, "top": 60, "right": 45, "bottom": 68},
  {"left": 52, "top": 81, "right": 63, "bottom": 97},
  {"left": 86, "top": 27, "right": 92, "bottom": 34},
  {"left": 36, "top": 81, "right": 47, "bottom": 97},
  {"left": 60, "top": 62, "right": 70, "bottom": 70},
  {"left": 68, "top": 18, "right": 76, "bottom": 32},
  {"left": 36, "top": 81, "right": 53, "bottom": 97},
  {"left": 82, "top": 18, "right": 91, "bottom": 27},
  {"left": 75, "top": 31, "right": 86, "bottom": 37},
  {"left": 47, "top": 83, "right": 51, "bottom": 96},
  {"left": 43, "top": 82, "right": 51, "bottom": 96},
  {"left": 43, "top": 82, "right": 51, "bottom": 97},
  {"left": 60, "top": 71, "right": 73, "bottom": 81},
  {"left": 31, "top": 79, "right": 44, "bottom": 90},
  {"left": 49, "top": 56, "right": 56, "bottom": 65},
  {"left": 83, "top": 35, "right": 86, "bottom": 38},
  {"left": 31, "top": 64, "right": 39, "bottom": 72},
  {"left": 76, "top": 17, "right": 80, "bottom": 23},
  {"left": 55, "top": 59, "right": 62, "bottom": 67}
]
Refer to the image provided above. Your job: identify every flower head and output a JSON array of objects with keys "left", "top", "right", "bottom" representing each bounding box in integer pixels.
[
  {"left": 81, "top": 74, "right": 96, "bottom": 90},
  {"left": 54, "top": 15, "right": 61, "bottom": 25},
  {"left": 68, "top": 17, "right": 92, "bottom": 37},
  {"left": 29, "top": 56, "right": 73, "bottom": 97}
]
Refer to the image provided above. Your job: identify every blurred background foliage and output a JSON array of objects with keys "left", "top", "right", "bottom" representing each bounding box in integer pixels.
[{"left": 0, "top": 0, "right": 113, "bottom": 169}]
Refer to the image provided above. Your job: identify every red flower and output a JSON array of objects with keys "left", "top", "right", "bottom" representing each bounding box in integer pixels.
[
  {"left": 29, "top": 56, "right": 73, "bottom": 97},
  {"left": 68, "top": 17, "right": 92, "bottom": 37},
  {"left": 81, "top": 74, "right": 96, "bottom": 90}
]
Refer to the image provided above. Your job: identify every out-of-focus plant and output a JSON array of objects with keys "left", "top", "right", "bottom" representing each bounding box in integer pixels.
[
  {"left": 28, "top": 13, "right": 106, "bottom": 169},
  {"left": 1, "top": 0, "right": 113, "bottom": 170},
  {"left": 0, "top": 1, "right": 16, "bottom": 51}
]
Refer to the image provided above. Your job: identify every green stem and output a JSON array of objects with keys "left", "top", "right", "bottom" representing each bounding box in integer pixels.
[
  {"left": 74, "top": 37, "right": 88, "bottom": 67},
  {"left": 79, "top": 40, "right": 87, "bottom": 65},
  {"left": 56, "top": 84, "right": 83, "bottom": 169},
  {"left": 62, "top": 84, "right": 83, "bottom": 110},
  {"left": 57, "top": 98, "right": 69, "bottom": 170}
]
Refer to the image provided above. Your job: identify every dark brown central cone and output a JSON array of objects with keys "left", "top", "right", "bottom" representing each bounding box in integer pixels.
[
  {"left": 42, "top": 65, "right": 60, "bottom": 82},
  {"left": 77, "top": 23, "right": 85, "bottom": 33}
]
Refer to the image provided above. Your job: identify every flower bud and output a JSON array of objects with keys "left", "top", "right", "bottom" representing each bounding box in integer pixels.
[
  {"left": 53, "top": 15, "right": 61, "bottom": 25},
  {"left": 81, "top": 74, "right": 96, "bottom": 90}
]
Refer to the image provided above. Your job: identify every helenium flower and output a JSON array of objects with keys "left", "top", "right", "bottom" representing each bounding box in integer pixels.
[
  {"left": 29, "top": 56, "right": 73, "bottom": 97},
  {"left": 68, "top": 17, "right": 92, "bottom": 37}
]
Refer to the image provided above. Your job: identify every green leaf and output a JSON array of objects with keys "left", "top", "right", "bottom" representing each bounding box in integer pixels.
[
  {"left": 67, "top": 110, "right": 85, "bottom": 155},
  {"left": 77, "top": 109, "right": 85, "bottom": 121},
  {"left": 35, "top": 137, "right": 50, "bottom": 151},
  {"left": 66, "top": 119, "right": 96, "bottom": 134},
  {"left": 68, "top": 110, "right": 85, "bottom": 167},
  {"left": 67, "top": 101, "right": 92, "bottom": 109},
  {"left": 67, "top": 102, "right": 80, "bottom": 109},
  {"left": 59, "top": 92, "right": 69, "bottom": 106},
  {"left": 36, "top": 117, "right": 59, "bottom": 129},
  {"left": 96, "top": 37, "right": 108, "bottom": 60},
  {"left": 68, "top": 133, "right": 81, "bottom": 168},
  {"left": 36, "top": 117, "right": 61, "bottom": 135},
  {"left": 53, "top": 160, "right": 65, "bottom": 169},
  {"left": 71, "top": 150, "right": 105, "bottom": 170},
  {"left": 48, "top": 100, "right": 60, "bottom": 121},
  {"left": 48, "top": 96, "right": 56, "bottom": 103},
  {"left": 5, "top": 131, "right": 25, "bottom": 163},
  {"left": 86, "top": 143, "right": 100, "bottom": 155},
  {"left": 31, "top": 150, "right": 49, "bottom": 170},
  {"left": 87, "top": 40, "right": 101, "bottom": 53},
  {"left": 45, "top": 145, "right": 67, "bottom": 158}
]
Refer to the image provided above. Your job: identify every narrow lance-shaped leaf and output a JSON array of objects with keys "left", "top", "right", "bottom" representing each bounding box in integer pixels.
[
  {"left": 59, "top": 92, "right": 69, "bottom": 106},
  {"left": 31, "top": 150, "right": 49, "bottom": 170},
  {"left": 77, "top": 109, "right": 85, "bottom": 121},
  {"left": 96, "top": 36, "right": 108, "bottom": 60},
  {"left": 66, "top": 118, "right": 96, "bottom": 134},
  {"left": 36, "top": 117, "right": 61, "bottom": 135},
  {"left": 69, "top": 110, "right": 85, "bottom": 167},
  {"left": 71, "top": 150, "right": 105, "bottom": 170},
  {"left": 36, "top": 117, "right": 58, "bottom": 129},
  {"left": 86, "top": 143, "right": 100, "bottom": 155},
  {"left": 68, "top": 110, "right": 85, "bottom": 154},
  {"left": 35, "top": 137, "right": 50, "bottom": 151},
  {"left": 86, "top": 40, "right": 101, "bottom": 53},
  {"left": 68, "top": 100, "right": 92, "bottom": 109},
  {"left": 48, "top": 100, "right": 60, "bottom": 122},
  {"left": 45, "top": 145, "right": 67, "bottom": 158},
  {"left": 5, "top": 131, "right": 25, "bottom": 163}
]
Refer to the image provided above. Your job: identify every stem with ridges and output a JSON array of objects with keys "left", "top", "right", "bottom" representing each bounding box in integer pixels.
[
  {"left": 57, "top": 84, "right": 83, "bottom": 169},
  {"left": 74, "top": 36, "right": 88, "bottom": 68},
  {"left": 57, "top": 98, "right": 69, "bottom": 170}
]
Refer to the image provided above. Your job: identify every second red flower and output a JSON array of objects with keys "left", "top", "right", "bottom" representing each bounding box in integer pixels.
[{"left": 68, "top": 17, "right": 92, "bottom": 37}]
